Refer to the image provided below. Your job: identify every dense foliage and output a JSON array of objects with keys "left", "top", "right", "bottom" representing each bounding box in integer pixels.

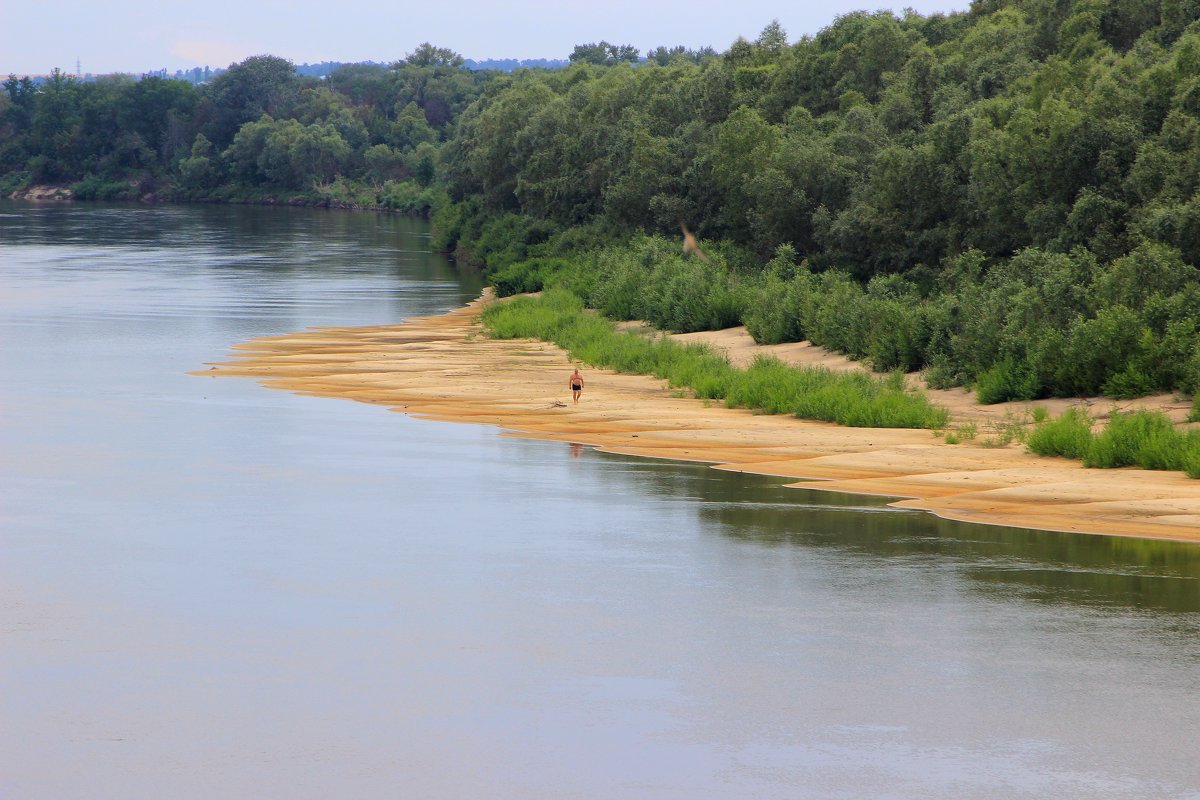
[
  {"left": 433, "top": 1, "right": 1200, "bottom": 402},
  {"left": 0, "top": 49, "right": 495, "bottom": 212},
  {"left": 5, "top": 0, "right": 1200, "bottom": 406}
]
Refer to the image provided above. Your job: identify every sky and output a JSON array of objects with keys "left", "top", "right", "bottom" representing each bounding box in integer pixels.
[{"left": 4, "top": 0, "right": 969, "bottom": 76}]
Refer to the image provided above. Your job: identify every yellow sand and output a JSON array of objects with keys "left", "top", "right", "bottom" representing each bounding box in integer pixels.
[{"left": 196, "top": 294, "right": 1200, "bottom": 542}]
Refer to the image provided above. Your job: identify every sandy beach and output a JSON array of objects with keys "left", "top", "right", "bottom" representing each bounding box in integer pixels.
[{"left": 199, "top": 294, "right": 1200, "bottom": 542}]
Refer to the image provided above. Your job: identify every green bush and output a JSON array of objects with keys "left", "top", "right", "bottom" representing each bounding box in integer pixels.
[
  {"left": 430, "top": 197, "right": 474, "bottom": 251},
  {"left": 581, "top": 237, "right": 744, "bottom": 332},
  {"left": 1184, "top": 438, "right": 1200, "bottom": 479},
  {"left": 865, "top": 298, "right": 924, "bottom": 373},
  {"left": 1027, "top": 406, "right": 1200, "bottom": 478},
  {"left": 1093, "top": 241, "right": 1199, "bottom": 309},
  {"left": 377, "top": 180, "right": 446, "bottom": 215},
  {"left": 644, "top": 259, "right": 742, "bottom": 333},
  {"left": 1189, "top": 395, "right": 1200, "bottom": 423},
  {"left": 806, "top": 271, "right": 870, "bottom": 358},
  {"left": 1026, "top": 407, "right": 1095, "bottom": 459},
  {"left": 725, "top": 356, "right": 829, "bottom": 414},
  {"left": 1101, "top": 364, "right": 1155, "bottom": 399},
  {"left": 311, "top": 177, "right": 377, "bottom": 208},
  {"left": 489, "top": 257, "right": 566, "bottom": 297},
  {"left": 468, "top": 213, "right": 561, "bottom": 273},
  {"left": 976, "top": 357, "right": 1040, "bottom": 404},
  {"left": 588, "top": 247, "right": 648, "bottom": 320},
  {"left": 1061, "top": 306, "right": 1149, "bottom": 395},
  {"left": 0, "top": 171, "right": 32, "bottom": 194},
  {"left": 70, "top": 176, "right": 138, "bottom": 201},
  {"left": 1085, "top": 409, "right": 1185, "bottom": 470},
  {"left": 743, "top": 269, "right": 813, "bottom": 345}
]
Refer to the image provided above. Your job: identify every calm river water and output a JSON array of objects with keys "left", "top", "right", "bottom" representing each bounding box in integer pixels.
[{"left": 2, "top": 201, "right": 1198, "bottom": 799}]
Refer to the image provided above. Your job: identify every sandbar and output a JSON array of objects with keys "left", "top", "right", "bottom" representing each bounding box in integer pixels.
[{"left": 198, "top": 294, "right": 1200, "bottom": 542}]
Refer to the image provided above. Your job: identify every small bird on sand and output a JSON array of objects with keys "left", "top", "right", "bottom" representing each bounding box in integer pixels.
[{"left": 680, "top": 222, "right": 711, "bottom": 263}]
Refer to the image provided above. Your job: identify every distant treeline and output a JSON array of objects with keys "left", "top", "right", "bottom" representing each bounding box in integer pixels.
[
  {"left": 4, "top": 2, "right": 1200, "bottom": 405},
  {"left": 32, "top": 56, "right": 572, "bottom": 88},
  {"left": 0, "top": 42, "right": 499, "bottom": 217},
  {"left": 164, "top": 58, "right": 572, "bottom": 82},
  {"left": 464, "top": 58, "right": 570, "bottom": 72}
]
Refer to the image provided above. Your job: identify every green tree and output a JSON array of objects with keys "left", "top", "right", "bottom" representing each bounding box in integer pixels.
[
  {"left": 569, "top": 42, "right": 640, "bottom": 66},
  {"left": 402, "top": 43, "right": 465, "bottom": 69},
  {"left": 178, "top": 133, "right": 221, "bottom": 189},
  {"left": 203, "top": 55, "right": 300, "bottom": 147}
]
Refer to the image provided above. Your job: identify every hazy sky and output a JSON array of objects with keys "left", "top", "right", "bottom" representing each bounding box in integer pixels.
[{"left": 5, "top": 0, "right": 969, "bottom": 76}]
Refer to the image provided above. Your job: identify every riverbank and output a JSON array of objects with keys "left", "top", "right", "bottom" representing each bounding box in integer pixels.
[
  {"left": 5, "top": 182, "right": 438, "bottom": 214},
  {"left": 199, "top": 293, "right": 1200, "bottom": 542}
]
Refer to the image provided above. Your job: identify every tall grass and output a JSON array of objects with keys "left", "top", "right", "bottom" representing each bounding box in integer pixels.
[
  {"left": 1085, "top": 410, "right": 1197, "bottom": 471},
  {"left": 1025, "top": 407, "right": 1095, "bottom": 460},
  {"left": 1027, "top": 406, "right": 1200, "bottom": 478},
  {"left": 482, "top": 289, "right": 948, "bottom": 429}
]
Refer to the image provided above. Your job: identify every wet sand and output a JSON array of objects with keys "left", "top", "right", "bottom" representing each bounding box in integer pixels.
[{"left": 199, "top": 294, "right": 1200, "bottom": 542}]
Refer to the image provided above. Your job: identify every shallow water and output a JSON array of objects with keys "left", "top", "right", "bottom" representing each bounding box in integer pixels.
[{"left": 2, "top": 201, "right": 1198, "bottom": 799}]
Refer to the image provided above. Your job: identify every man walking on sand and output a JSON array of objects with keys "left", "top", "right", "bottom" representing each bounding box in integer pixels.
[{"left": 569, "top": 367, "right": 584, "bottom": 403}]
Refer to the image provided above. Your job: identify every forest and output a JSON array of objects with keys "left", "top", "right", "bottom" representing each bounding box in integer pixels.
[{"left": 4, "top": 0, "right": 1200, "bottom": 407}]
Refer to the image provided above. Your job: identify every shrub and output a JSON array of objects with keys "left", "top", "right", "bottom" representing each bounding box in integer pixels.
[
  {"left": 376, "top": 180, "right": 445, "bottom": 215},
  {"left": 743, "top": 272, "right": 810, "bottom": 344},
  {"left": 431, "top": 196, "right": 478, "bottom": 252},
  {"left": 721, "top": 358, "right": 946, "bottom": 429},
  {"left": 1028, "top": 406, "right": 1200, "bottom": 475},
  {"left": 489, "top": 257, "right": 566, "bottom": 297},
  {"left": 0, "top": 171, "right": 32, "bottom": 194},
  {"left": 724, "top": 356, "right": 827, "bottom": 414},
  {"left": 589, "top": 248, "right": 647, "bottom": 320},
  {"left": 976, "top": 357, "right": 1040, "bottom": 404},
  {"left": 865, "top": 298, "right": 924, "bottom": 373},
  {"left": 1085, "top": 409, "right": 1185, "bottom": 470},
  {"left": 806, "top": 271, "right": 870, "bottom": 357},
  {"left": 1184, "top": 437, "right": 1200, "bottom": 479},
  {"left": 1101, "top": 365, "right": 1155, "bottom": 399},
  {"left": 70, "top": 176, "right": 138, "bottom": 201},
  {"left": 631, "top": 251, "right": 734, "bottom": 332},
  {"left": 470, "top": 213, "right": 560, "bottom": 274},
  {"left": 1188, "top": 395, "right": 1200, "bottom": 423},
  {"left": 1060, "top": 306, "right": 1149, "bottom": 395},
  {"left": 1026, "top": 407, "right": 1094, "bottom": 459}
]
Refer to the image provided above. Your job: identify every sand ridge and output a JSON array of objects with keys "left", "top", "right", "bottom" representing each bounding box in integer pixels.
[{"left": 196, "top": 293, "right": 1200, "bottom": 542}]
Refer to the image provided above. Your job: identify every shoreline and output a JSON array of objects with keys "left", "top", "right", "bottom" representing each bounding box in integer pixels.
[
  {"left": 5, "top": 184, "right": 431, "bottom": 215},
  {"left": 198, "top": 294, "right": 1200, "bottom": 543}
]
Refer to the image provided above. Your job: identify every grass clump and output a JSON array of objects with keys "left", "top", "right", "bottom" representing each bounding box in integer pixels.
[
  {"left": 1026, "top": 407, "right": 1095, "bottom": 460},
  {"left": 978, "top": 411, "right": 1031, "bottom": 447},
  {"left": 1026, "top": 406, "right": 1200, "bottom": 477},
  {"left": 483, "top": 289, "right": 947, "bottom": 429},
  {"left": 943, "top": 421, "right": 979, "bottom": 445},
  {"left": 1085, "top": 410, "right": 1190, "bottom": 471},
  {"left": 1188, "top": 395, "right": 1200, "bottom": 423}
]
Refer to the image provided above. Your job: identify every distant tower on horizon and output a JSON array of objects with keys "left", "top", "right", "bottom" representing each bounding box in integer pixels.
[{"left": 75, "top": 58, "right": 82, "bottom": 78}]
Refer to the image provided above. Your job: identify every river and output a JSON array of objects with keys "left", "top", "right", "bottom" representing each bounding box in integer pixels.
[{"left": 2, "top": 201, "right": 1198, "bottom": 799}]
